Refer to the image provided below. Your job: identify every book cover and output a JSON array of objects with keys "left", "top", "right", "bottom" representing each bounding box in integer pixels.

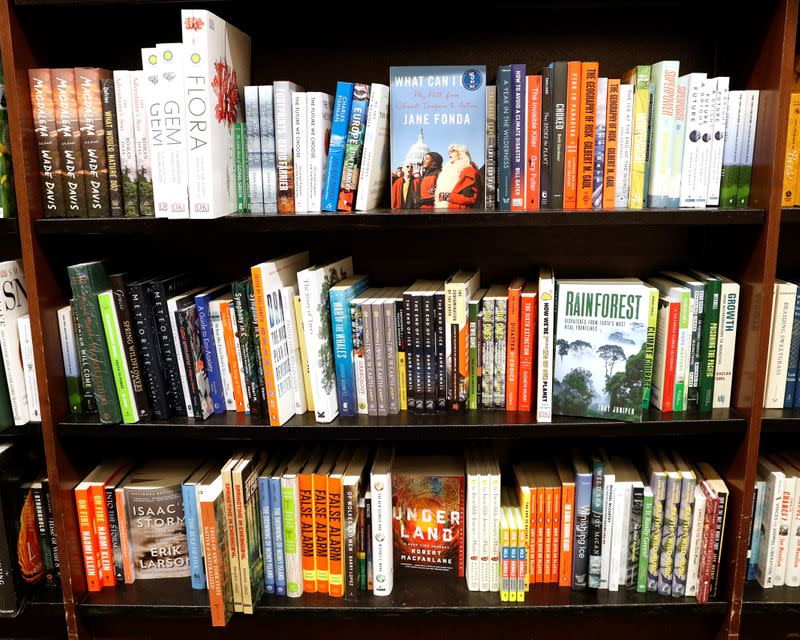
[
  {"left": 198, "top": 474, "right": 233, "bottom": 626},
  {"left": 51, "top": 68, "right": 87, "bottom": 216},
  {"left": 256, "top": 85, "right": 277, "bottom": 212},
  {"left": 646, "top": 61, "right": 680, "bottom": 207},
  {"left": 486, "top": 85, "right": 497, "bottom": 210},
  {"left": 322, "top": 82, "right": 354, "bottom": 211},
  {"left": 497, "top": 66, "right": 512, "bottom": 210},
  {"left": 615, "top": 84, "right": 634, "bottom": 208},
  {"left": 244, "top": 86, "right": 263, "bottom": 210},
  {"left": 355, "top": 84, "right": 389, "bottom": 212},
  {"left": 550, "top": 61, "right": 567, "bottom": 209},
  {"left": 28, "top": 69, "right": 66, "bottom": 217},
  {"left": 17, "top": 317, "right": 39, "bottom": 422},
  {"left": 112, "top": 70, "right": 140, "bottom": 217},
  {"left": 537, "top": 266, "right": 555, "bottom": 422},
  {"left": 602, "top": 79, "right": 620, "bottom": 209},
  {"left": 706, "top": 77, "right": 730, "bottom": 206},
  {"left": 564, "top": 61, "right": 581, "bottom": 209},
  {"left": 291, "top": 91, "right": 308, "bottom": 212},
  {"left": 540, "top": 65, "right": 552, "bottom": 209},
  {"left": 74, "top": 68, "right": 112, "bottom": 217},
  {"left": 129, "top": 71, "right": 155, "bottom": 216},
  {"left": 390, "top": 66, "right": 486, "bottom": 210},
  {"left": 572, "top": 452, "right": 591, "bottom": 590},
  {"left": 97, "top": 289, "right": 139, "bottom": 424},
  {"left": 99, "top": 78, "right": 123, "bottom": 217},
  {"left": 736, "top": 91, "right": 760, "bottom": 207},
  {"left": 273, "top": 81, "right": 303, "bottom": 213},
  {"left": 525, "top": 75, "right": 541, "bottom": 210},
  {"left": 337, "top": 83, "right": 369, "bottom": 212},
  {"left": 371, "top": 446, "right": 394, "bottom": 595},
  {"left": 678, "top": 73, "right": 711, "bottom": 208},
  {"left": 57, "top": 305, "right": 82, "bottom": 414},
  {"left": 306, "top": 92, "right": 333, "bottom": 212},
  {"left": 445, "top": 270, "right": 480, "bottom": 412},
  {"left": 622, "top": 65, "right": 651, "bottom": 209}
]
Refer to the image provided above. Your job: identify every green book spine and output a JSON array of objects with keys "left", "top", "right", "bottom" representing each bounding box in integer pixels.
[
  {"left": 71, "top": 299, "right": 97, "bottom": 414},
  {"left": 0, "top": 340, "right": 15, "bottom": 429},
  {"left": 736, "top": 91, "right": 759, "bottom": 208},
  {"left": 67, "top": 262, "right": 122, "bottom": 423},
  {"left": 698, "top": 278, "right": 722, "bottom": 411},
  {"left": 637, "top": 490, "right": 655, "bottom": 593},
  {"left": 232, "top": 280, "right": 263, "bottom": 418},
  {"left": 674, "top": 290, "right": 691, "bottom": 411},
  {"left": 641, "top": 286, "right": 659, "bottom": 411},
  {"left": 97, "top": 291, "right": 137, "bottom": 423},
  {"left": 234, "top": 122, "right": 245, "bottom": 213},
  {"left": 0, "top": 58, "right": 16, "bottom": 219},
  {"left": 242, "top": 122, "right": 250, "bottom": 210},
  {"left": 468, "top": 300, "right": 479, "bottom": 410},
  {"left": 623, "top": 65, "right": 651, "bottom": 209},
  {"left": 282, "top": 483, "right": 301, "bottom": 596}
]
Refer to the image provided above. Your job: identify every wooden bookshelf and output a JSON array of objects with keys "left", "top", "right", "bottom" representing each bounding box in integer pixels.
[
  {"left": 0, "top": 421, "right": 42, "bottom": 439},
  {"left": 0, "top": 587, "right": 66, "bottom": 640},
  {"left": 0, "top": 0, "right": 797, "bottom": 637}
]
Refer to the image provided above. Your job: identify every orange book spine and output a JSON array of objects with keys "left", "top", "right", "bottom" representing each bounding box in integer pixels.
[
  {"left": 505, "top": 284, "right": 523, "bottom": 410},
  {"left": 90, "top": 484, "right": 115, "bottom": 587},
  {"left": 602, "top": 79, "right": 620, "bottom": 209},
  {"left": 219, "top": 300, "right": 246, "bottom": 412},
  {"left": 200, "top": 500, "right": 225, "bottom": 627},
  {"left": 528, "top": 491, "right": 537, "bottom": 586},
  {"left": 115, "top": 489, "right": 134, "bottom": 584},
  {"left": 517, "top": 293, "right": 537, "bottom": 412},
  {"left": 564, "top": 61, "right": 582, "bottom": 208},
  {"left": 559, "top": 483, "right": 575, "bottom": 587},
  {"left": 535, "top": 487, "right": 545, "bottom": 583},
  {"left": 551, "top": 487, "right": 562, "bottom": 583},
  {"left": 526, "top": 75, "right": 541, "bottom": 210},
  {"left": 75, "top": 486, "right": 101, "bottom": 592},
  {"left": 298, "top": 471, "right": 317, "bottom": 593},
  {"left": 250, "top": 268, "right": 279, "bottom": 426},
  {"left": 328, "top": 476, "right": 345, "bottom": 597},
  {"left": 543, "top": 487, "right": 553, "bottom": 584},
  {"left": 577, "top": 62, "right": 599, "bottom": 209},
  {"left": 313, "top": 473, "right": 330, "bottom": 593}
]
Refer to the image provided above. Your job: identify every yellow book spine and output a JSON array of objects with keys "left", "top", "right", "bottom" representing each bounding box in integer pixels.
[
  {"left": 785, "top": 93, "right": 800, "bottom": 206},
  {"left": 500, "top": 508, "right": 510, "bottom": 602},
  {"left": 626, "top": 68, "right": 651, "bottom": 209},
  {"left": 508, "top": 509, "right": 518, "bottom": 603},
  {"left": 294, "top": 295, "right": 314, "bottom": 412},
  {"left": 515, "top": 507, "right": 526, "bottom": 602},
  {"left": 398, "top": 351, "right": 407, "bottom": 409}
]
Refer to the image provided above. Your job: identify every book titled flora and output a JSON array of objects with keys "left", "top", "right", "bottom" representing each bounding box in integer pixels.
[
  {"left": 391, "top": 456, "right": 465, "bottom": 578},
  {"left": 390, "top": 66, "right": 486, "bottom": 210},
  {"left": 553, "top": 280, "right": 656, "bottom": 422}
]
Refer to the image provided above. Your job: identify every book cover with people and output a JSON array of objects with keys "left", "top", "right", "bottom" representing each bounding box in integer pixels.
[{"left": 390, "top": 66, "right": 486, "bottom": 210}]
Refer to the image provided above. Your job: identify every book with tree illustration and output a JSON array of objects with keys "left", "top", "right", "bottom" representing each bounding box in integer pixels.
[{"left": 553, "top": 279, "right": 656, "bottom": 422}]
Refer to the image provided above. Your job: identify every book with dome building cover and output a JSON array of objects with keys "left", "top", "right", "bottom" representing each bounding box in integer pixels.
[{"left": 390, "top": 66, "right": 486, "bottom": 210}]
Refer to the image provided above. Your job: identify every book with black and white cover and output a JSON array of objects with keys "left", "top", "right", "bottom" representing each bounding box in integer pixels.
[
  {"left": 258, "top": 85, "right": 278, "bottom": 212},
  {"left": 371, "top": 445, "right": 394, "bottom": 596},
  {"left": 764, "top": 280, "right": 798, "bottom": 408},
  {"left": 306, "top": 92, "right": 333, "bottom": 213},
  {"left": 0, "top": 261, "right": 29, "bottom": 425},
  {"left": 244, "top": 86, "right": 263, "bottom": 211},
  {"left": 355, "top": 84, "right": 390, "bottom": 212},
  {"left": 678, "top": 73, "right": 710, "bottom": 208},
  {"left": 706, "top": 77, "right": 730, "bottom": 206}
]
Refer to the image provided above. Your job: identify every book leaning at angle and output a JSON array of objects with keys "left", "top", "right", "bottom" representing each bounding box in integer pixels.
[
  {"left": 0, "top": 262, "right": 29, "bottom": 426},
  {"left": 198, "top": 472, "right": 234, "bottom": 627}
]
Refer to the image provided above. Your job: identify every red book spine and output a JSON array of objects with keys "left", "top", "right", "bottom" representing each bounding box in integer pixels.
[
  {"left": 697, "top": 483, "right": 719, "bottom": 604},
  {"left": 299, "top": 472, "right": 317, "bottom": 593},
  {"left": 517, "top": 293, "right": 537, "bottom": 412},
  {"left": 559, "top": 483, "right": 575, "bottom": 587},
  {"left": 662, "top": 300, "right": 681, "bottom": 412},
  {"left": 200, "top": 499, "right": 225, "bottom": 627},
  {"left": 526, "top": 76, "right": 541, "bottom": 210},
  {"left": 506, "top": 283, "right": 523, "bottom": 410},
  {"left": 90, "top": 484, "right": 115, "bottom": 587},
  {"left": 75, "top": 486, "right": 101, "bottom": 591},
  {"left": 564, "top": 61, "right": 582, "bottom": 208}
]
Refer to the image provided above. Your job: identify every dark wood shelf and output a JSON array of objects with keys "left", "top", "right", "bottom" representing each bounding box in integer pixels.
[
  {"left": 782, "top": 207, "right": 800, "bottom": 222},
  {"left": 77, "top": 576, "right": 724, "bottom": 618},
  {"left": 34, "top": 208, "right": 765, "bottom": 235},
  {"left": 760, "top": 409, "right": 800, "bottom": 432},
  {"left": 1, "top": 586, "right": 64, "bottom": 618},
  {"left": 0, "top": 421, "right": 42, "bottom": 439},
  {"left": 742, "top": 582, "right": 800, "bottom": 614},
  {"left": 57, "top": 408, "right": 744, "bottom": 441}
]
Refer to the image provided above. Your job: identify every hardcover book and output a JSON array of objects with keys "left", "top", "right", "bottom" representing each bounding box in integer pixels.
[
  {"left": 258, "top": 85, "right": 278, "bottom": 212},
  {"left": 51, "top": 68, "right": 87, "bottom": 216},
  {"left": 390, "top": 66, "right": 486, "bottom": 210},
  {"left": 99, "top": 78, "right": 123, "bottom": 217},
  {"left": 355, "top": 84, "right": 389, "bottom": 212},
  {"left": 129, "top": 71, "right": 155, "bottom": 216},
  {"left": 74, "top": 68, "right": 112, "bottom": 217},
  {"left": 28, "top": 69, "right": 66, "bottom": 217},
  {"left": 112, "top": 70, "right": 140, "bottom": 217},
  {"left": 337, "top": 83, "right": 369, "bottom": 211},
  {"left": 273, "top": 81, "right": 303, "bottom": 213},
  {"left": 322, "top": 82, "right": 353, "bottom": 211}
]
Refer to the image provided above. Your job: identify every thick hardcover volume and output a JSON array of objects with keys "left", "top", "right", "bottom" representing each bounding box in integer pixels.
[
  {"left": 195, "top": 287, "right": 228, "bottom": 413},
  {"left": 67, "top": 261, "right": 121, "bottom": 423},
  {"left": 371, "top": 446, "right": 394, "bottom": 596},
  {"left": 510, "top": 64, "right": 526, "bottom": 210},
  {"left": 257, "top": 85, "right": 278, "bottom": 212},
  {"left": 486, "top": 85, "right": 497, "bottom": 210},
  {"left": 518, "top": 284, "right": 537, "bottom": 412},
  {"left": 29, "top": 70, "right": 67, "bottom": 217},
  {"left": 576, "top": 62, "right": 598, "bottom": 209},
  {"left": 74, "top": 68, "right": 111, "bottom": 216},
  {"left": 602, "top": 79, "right": 620, "bottom": 209},
  {"left": 232, "top": 280, "right": 265, "bottom": 417},
  {"left": 291, "top": 92, "right": 308, "bottom": 212},
  {"left": 537, "top": 266, "right": 554, "bottom": 422},
  {"left": 706, "top": 77, "right": 730, "bottom": 205},
  {"left": 244, "top": 86, "right": 263, "bottom": 209},
  {"left": 678, "top": 74, "right": 711, "bottom": 207},
  {"left": 445, "top": 271, "right": 480, "bottom": 412},
  {"left": 525, "top": 76, "right": 541, "bottom": 210},
  {"left": 505, "top": 278, "right": 524, "bottom": 410},
  {"left": 592, "top": 78, "right": 608, "bottom": 209},
  {"left": 112, "top": 71, "right": 139, "bottom": 217},
  {"left": 337, "top": 83, "right": 370, "bottom": 211},
  {"left": 330, "top": 278, "right": 369, "bottom": 416},
  {"left": 539, "top": 65, "right": 552, "bottom": 209},
  {"left": 199, "top": 476, "right": 234, "bottom": 627},
  {"left": 549, "top": 62, "right": 567, "bottom": 209},
  {"left": 74, "top": 483, "right": 102, "bottom": 591},
  {"left": 99, "top": 78, "right": 123, "bottom": 216},
  {"left": 736, "top": 91, "right": 760, "bottom": 207},
  {"left": 307, "top": 92, "right": 334, "bottom": 212},
  {"left": 355, "top": 85, "right": 389, "bottom": 212},
  {"left": 181, "top": 10, "right": 251, "bottom": 218},
  {"left": 107, "top": 275, "right": 150, "bottom": 419},
  {"left": 322, "top": 82, "right": 354, "bottom": 211},
  {"left": 298, "top": 258, "right": 353, "bottom": 422},
  {"left": 497, "top": 66, "right": 512, "bottom": 210},
  {"left": 615, "top": 84, "right": 634, "bottom": 208},
  {"left": 564, "top": 62, "right": 581, "bottom": 209},
  {"left": 622, "top": 65, "right": 651, "bottom": 209},
  {"left": 712, "top": 277, "right": 739, "bottom": 409},
  {"left": 58, "top": 305, "right": 83, "bottom": 414},
  {"left": 51, "top": 68, "right": 88, "bottom": 216},
  {"left": 783, "top": 93, "right": 800, "bottom": 206},
  {"left": 645, "top": 61, "right": 679, "bottom": 207},
  {"left": 272, "top": 81, "right": 302, "bottom": 213},
  {"left": 129, "top": 71, "right": 155, "bottom": 216}
]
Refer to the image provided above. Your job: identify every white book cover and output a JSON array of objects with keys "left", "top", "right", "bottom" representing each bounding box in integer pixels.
[
  {"left": 685, "top": 484, "right": 706, "bottom": 597},
  {"left": 478, "top": 450, "right": 491, "bottom": 592},
  {"left": 756, "top": 458, "right": 786, "bottom": 587},
  {"left": 489, "top": 453, "right": 502, "bottom": 592},
  {"left": 465, "top": 448, "right": 480, "bottom": 591},
  {"left": 140, "top": 49, "right": 170, "bottom": 219},
  {"left": 112, "top": 70, "right": 138, "bottom": 214},
  {"left": 694, "top": 79, "right": 715, "bottom": 208},
  {"left": 273, "top": 81, "right": 303, "bottom": 213},
  {"left": 678, "top": 73, "right": 709, "bottom": 208},
  {"left": 209, "top": 299, "right": 236, "bottom": 411},
  {"left": 57, "top": 305, "right": 80, "bottom": 387},
  {"left": 773, "top": 473, "right": 796, "bottom": 586},
  {"left": 244, "top": 86, "right": 263, "bottom": 209},
  {"left": 600, "top": 461, "right": 616, "bottom": 590},
  {"left": 229, "top": 305, "right": 249, "bottom": 413},
  {"left": 181, "top": 9, "right": 251, "bottom": 218},
  {"left": 737, "top": 91, "right": 760, "bottom": 186},
  {"left": 167, "top": 286, "right": 205, "bottom": 416},
  {"left": 646, "top": 61, "right": 679, "bottom": 207},
  {"left": 615, "top": 482, "right": 633, "bottom": 588},
  {"left": 298, "top": 257, "right": 353, "bottom": 423},
  {"left": 0, "top": 261, "right": 28, "bottom": 425},
  {"left": 356, "top": 83, "right": 390, "bottom": 212},
  {"left": 779, "top": 457, "right": 800, "bottom": 586},
  {"left": 712, "top": 275, "right": 739, "bottom": 408},
  {"left": 306, "top": 92, "right": 333, "bottom": 213},
  {"left": 17, "top": 316, "right": 39, "bottom": 422},
  {"left": 291, "top": 92, "right": 308, "bottom": 212},
  {"left": 706, "top": 77, "right": 730, "bottom": 205},
  {"left": 280, "top": 285, "right": 307, "bottom": 415},
  {"left": 258, "top": 85, "right": 277, "bottom": 212},
  {"left": 764, "top": 281, "right": 797, "bottom": 408},
  {"left": 615, "top": 84, "right": 634, "bottom": 208},
  {"left": 371, "top": 446, "right": 394, "bottom": 596},
  {"left": 537, "top": 265, "right": 554, "bottom": 422},
  {"left": 251, "top": 252, "right": 310, "bottom": 426},
  {"left": 129, "top": 70, "right": 153, "bottom": 216},
  {"left": 720, "top": 91, "right": 745, "bottom": 203},
  {"left": 668, "top": 76, "right": 688, "bottom": 207},
  {"left": 606, "top": 480, "right": 625, "bottom": 591}
]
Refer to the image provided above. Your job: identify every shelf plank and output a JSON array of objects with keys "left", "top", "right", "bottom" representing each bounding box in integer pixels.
[
  {"left": 35, "top": 208, "right": 765, "bottom": 235},
  {"left": 742, "top": 582, "right": 800, "bottom": 614},
  {"left": 58, "top": 409, "right": 744, "bottom": 441},
  {"left": 782, "top": 207, "right": 800, "bottom": 222},
  {"left": 760, "top": 409, "right": 800, "bottom": 432},
  {"left": 0, "top": 421, "right": 42, "bottom": 439},
  {"left": 78, "top": 577, "right": 724, "bottom": 618}
]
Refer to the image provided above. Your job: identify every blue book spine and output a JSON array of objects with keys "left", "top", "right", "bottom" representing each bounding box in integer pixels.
[
  {"left": 785, "top": 288, "right": 800, "bottom": 407},
  {"left": 195, "top": 294, "right": 224, "bottom": 413},
  {"left": 748, "top": 480, "right": 766, "bottom": 581},
  {"left": 182, "top": 483, "right": 206, "bottom": 590},
  {"left": 497, "top": 66, "right": 512, "bottom": 211},
  {"left": 572, "top": 471, "right": 592, "bottom": 590},
  {"left": 259, "top": 476, "right": 275, "bottom": 594},
  {"left": 510, "top": 64, "right": 526, "bottom": 209},
  {"left": 322, "top": 82, "right": 354, "bottom": 211},
  {"left": 330, "top": 278, "right": 370, "bottom": 416},
  {"left": 269, "top": 476, "right": 287, "bottom": 596}
]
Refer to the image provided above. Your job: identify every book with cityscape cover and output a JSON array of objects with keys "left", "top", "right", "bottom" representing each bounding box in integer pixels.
[{"left": 390, "top": 66, "right": 486, "bottom": 210}]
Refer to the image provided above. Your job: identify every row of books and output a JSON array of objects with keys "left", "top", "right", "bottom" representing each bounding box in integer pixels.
[
  {"left": 0, "top": 55, "right": 16, "bottom": 219},
  {"left": 0, "top": 443, "right": 59, "bottom": 617},
  {"left": 28, "top": 9, "right": 251, "bottom": 219},
  {"left": 61, "top": 255, "right": 740, "bottom": 427},
  {"left": 764, "top": 279, "right": 800, "bottom": 408}
]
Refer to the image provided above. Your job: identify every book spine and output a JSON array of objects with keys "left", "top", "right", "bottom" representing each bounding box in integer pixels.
[
  {"left": 257, "top": 85, "right": 277, "bottom": 212},
  {"left": 373, "top": 301, "right": 389, "bottom": 416},
  {"left": 127, "top": 282, "right": 169, "bottom": 419},
  {"left": 678, "top": 76, "right": 708, "bottom": 207},
  {"left": 395, "top": 300, "right": 407, "bottom": 411},
  {"left": 714, "top": 282, "right": 740, "bottom": 409},
  {"left": 273, "top": 82, "right": 297, "bottom": 213},
  {"left": 322, "top": 82, "right": 353, "bottom": 211},
  {"left": 641, "top": 287, "right": 659, "bottom": 410},
  {"left": 222, "top": 467, "right": 243, "bottom": 610},
  {"left": 647, "top": 475, "right": 666, "bottom": 591},
  {"left": 349, "top": 299, "right": 369, "bottom": 414},
  {"left": 706, "top": 78, "right": 729, "bottom": 205},
  {"left": 526, "top": 76, "right": 541, "bottom": 210},
  {"left": 749, "top": 481, "right": 766, "bottom": 581},
  {"left": 577, "top": 62, "right": 598, "bottom": 209},
  {"left": 332, "top": 288, "right": 358, "bottom": 416},
  {"left": 220, "top": 301, "right": 246, "bottom": 412},
  {"left": 412, "top": 293, "right": 424, "bottom": 411},
  {"left": 268, "top": 477, "right": 286, "bottom": 596},
  {"left": 672, "top": 476, "right": 696, "bottom": 596},
  {"left": 385, "top": 299, "right": 400, "bottom": 414},
  {"left": 708, "top": 490, "right": 728, "bottom": 598},
  {"left": 559, "top": 482, "right": 574, "bottom": 587},
  {"left": 698, "top": 279, "right": 721, "bottom": 411},
  {"left": 497, "top": 66, "right": 512, "bottom": 210},
  {"left": 299, "top": 472, "right": 317, "bottom": 593},
  {"left": 28, "top": 69, "right": 67, "bottom": 217},
  {"left": 258, "top": 477, "right": 275, "bottom": 594},
  {"left": 183, "top": 483, "right": 205, "bottom": 589},
  {"left": 352, "top": 83, "right": 383, "bottom": 211},
  {"left": 572, "top": 473, "right": 591, "bottom": 589},
  {"left": 468, "top": 301, "right": 480, "bottom": 410},
  {"left": 466, "top": 459, "right": 479, "bottom": 591},
  {"left": 147, "top": 281, "right": 187, "bottom": 417},
  {"left": 337, "top": 84, "right": 369, "bottom": 212},
  {"left": 75, "top": 486, "right": 101, "bottom": 591},
  {"left": 506, "top": 286, "right": 521, "bottom": 410},
  {"left": 343, "top": 483, "right": 359, "bottom": 599},
  {"left": 591, "top": 77, "right": 607, "bottom": 209},
  {"left": 550, "top": 62, "right": 567, "bottom": 209},
  {"left": 362, "top": 300, "right": 377, "bottom": 415},
  {"left": 74, "top": 68, "right": 110, "bottom": 216},
  {"left": 535, "top": 487, "right": 545, "bottom": 583},
  {"left": 674, "top": 291, "right": 691, "bottom": 410},
  {"left": 783, "top": 93, "right": 800, "bottom": 207},
  {"left": 32, "top": 485, "right": 55, "bottom": 586},
  {"left": 756, "top": 473, "right": 781, "bottom": 587},
  {"left": 435, "top": 291, "right": 447, "bottom": 412},
  {"left": 510, "top": 64, "right": 526, "bottom": 210},
  {"left": 509, "top": 515, "right": 518, "bottom": 602},
  {"left": 736, "top": 91, "right": 759, "bottom": 207},
  {"left": 627, "top": 486, "right": 644, "bottom": 589},
  {"left": 686, "top": 487, "right": 706, "bottom": 596},
  {"left": 537, "top": 272, "right": 554, "bottom": 422},
  {"left": 18, "top": 317, "right": 40, "bottom": 422},
  {"left": 328, "top": 477, "right": 345, "bottom": 597},
  {"left": 99, "top": 78, "right": 123, "bottom": 216},
  {"left": 718, "top": 91, "right": 743, "bottom": 207},
  {"left": 232, "top": 282, "right": 264, "bottom": 418},
  {"left": 248, "top": 283, "right": 270, "bottom": 418},
  {"left": 199, "top": 499, "right": 225, "bottom": 626},
  {"left": 129, "top": 71, "right": 154, "bottom": 216},
  {"left": 481, "top": 299, "right": 495, "bottom": 410},
  {"left": 788, "top": 287, "right": 800, "bottom": 408},
  {"left": 646, "top": 63, "right": 679, "bottom": 207},
  {"left": 602, "top": 79, "right": 620, "bottom": 209},
  {"left": 627, "top": 67, "right": 651, "bottom": 209},
  {"left": 51, "top": 68, "right": 88, "bottom": 216},
  {"left": 637, "top": 491, "right": 654, "bottom": 592},
  {"left": 234, "top": 470, "right": 254, "bottom": 613},
  {"left": 422, "top": 293, "right": 435, "bottom": 412},
  {"left": 539, "top": 66, "right": 551, "bottom": 209},
  {"left": 500, "top": 514, "right": 510, "bottom": 601},
  {"left": 563, "top": 62, "right": 581, "bottom": 208},
  {"left": 195, "top": 295, "right": 225, "bottom": 413},
  {"left": 784, "top": 479, "right": 800, "bottom": 586},
  {"left": 244, "top": 86, "right": 263, "bottom": 209},
  {"left": 104, "top": 484, "right": 122, "bottom": 584},
  {"left": 210, "top": 302, "right": 236, "bottom": 412},
  {"left": 615, "top": 84, "right": 634, "bottom": 208},
  {"left": 175, "top": 308, "right": 204, "bottom": 419},
  {"left": 291, "top": 92, "right": 308, "bottom": 212},
  {"left": 486, "top": 85, "right": 497, "bottom": 210},
  {"left": 773, "top": 479, "right": 793, "bottom": 587},
  {"left": 112, "top": 71, "right": 139, "bottom": 217},
  {"left": 371, "top": 470, "right": 393, "bottom": 596},
  {"left": 234, "top": 122, "right": 245, "bottom": 212},
  {"left": 493, "top": 297, "right": 507, "bottom": 409}
]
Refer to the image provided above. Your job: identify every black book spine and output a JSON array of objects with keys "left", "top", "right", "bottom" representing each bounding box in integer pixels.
[
  {"left": 422, "top": 292, "right": 435, "bottom": 412},
  {"left": 709, "top": 491, "right": 727, "bottom": 598},
  {"left": 108, "top": 274, "right": 151, "bottom": 420},
  {"left": 104, "top": 484, "right": 124, "bottom": 583},
  {"left": 41, "top": 478, "right": 60, "bottom": 580},
  {"left": 402, "top": 290, "right": 414, "bottom": 410},
  {"left": 31, "top": 484, "right": 56, "bottom": 586},
  {"left": 626, "top": 485, "right": 644, "bottom": 589},
  {"left": 231, "top": 281, "right": 263, "bottom": 418},
  {"left": 540, "top": 66, "right": 552, "bottom": 208},
  {"left": 100, "top": 78, "right": 124, "bottom": 217},
  {"left": 71, "top": 300, "right": 97, "bottom": 414},
  {"left": 550, "top": 61, "right": 568, "bottom": 208},
  {"left": 588, "top": 457, "right": 604, "bottom": 589},
  {"left": 0, "top": 487, "right": 19, "bottom": 613},
  {"left": 176, "top": 307, "right": 202, "bottom": 419},
  {"left": 394, "top": 299, "right": 406, "bottom": 413},
  {"left": 412, "top": 293, "right": 424, "bottom": 411},
  {"left": 247, "top": 281, "right": 269, "bottom": 418},
  {"left": 127, "top": 281, "right": 170, "bottom": 419},
  {"left": 435, "top": 290, "right": 446, "bottom": 411}
]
